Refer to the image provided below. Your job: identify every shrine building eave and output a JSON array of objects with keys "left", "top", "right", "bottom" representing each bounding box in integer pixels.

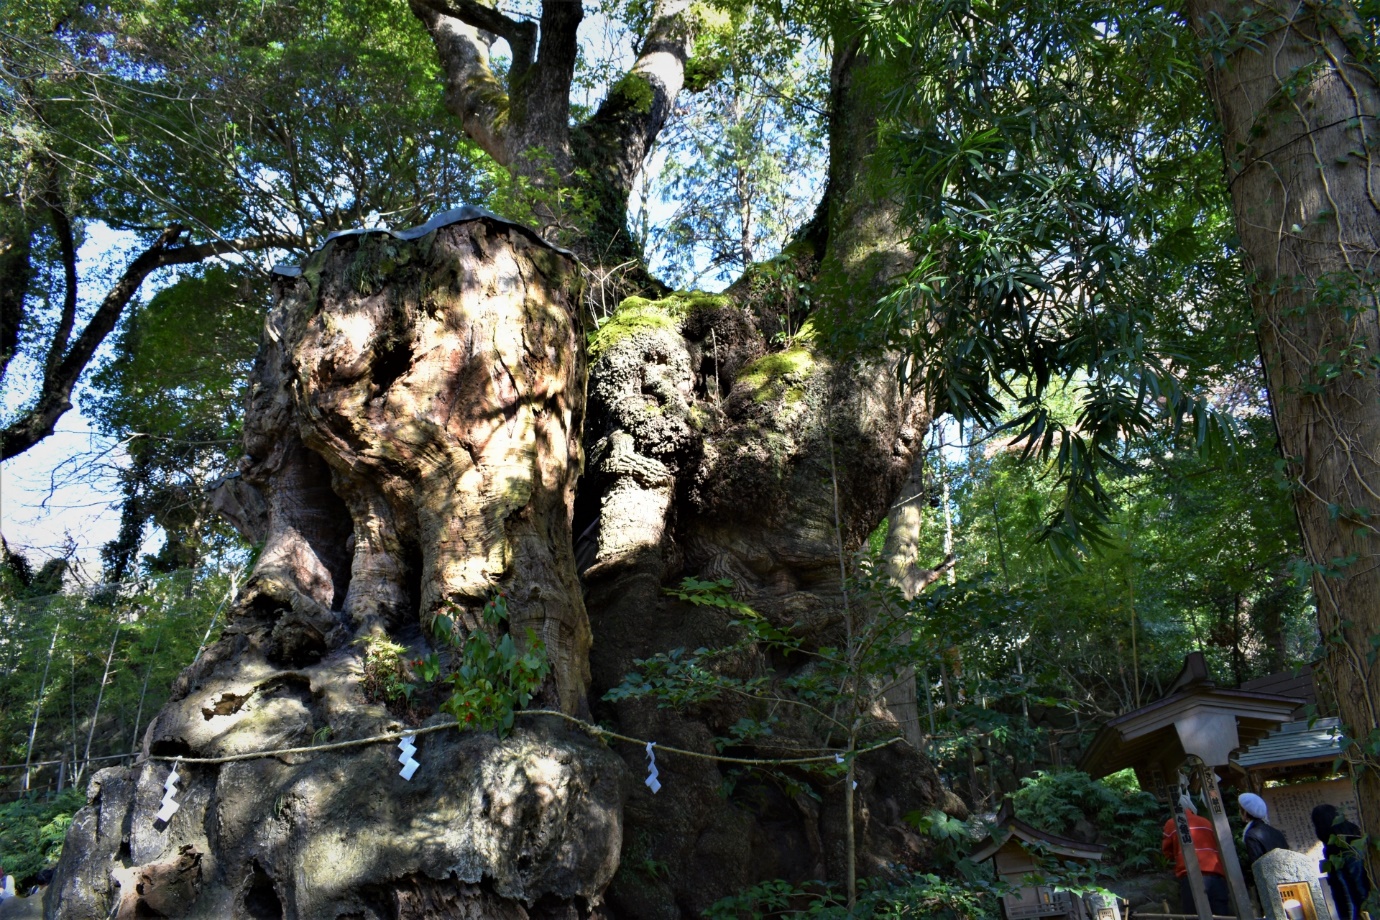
[
  {"left": 969, "top": 800, "right": 1108, "bottom": 865},
  {"left": 1079, "top": 687, "right": 1302, "bottom": 780}
]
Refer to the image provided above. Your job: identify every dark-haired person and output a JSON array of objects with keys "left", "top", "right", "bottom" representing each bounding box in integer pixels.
[{"left": 1312, "top": 804, "right": 1371, "bottom": 920}]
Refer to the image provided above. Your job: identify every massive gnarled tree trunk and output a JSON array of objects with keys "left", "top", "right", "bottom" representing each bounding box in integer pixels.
[
  {"left": 49, "top": 214, "right": 626, "bottom": 920},
  {"left": 45, "top": 8, "right": 950, "bottom": 919},
  {"left": 1183, "top": 0, "right": 1380, "bottom": 871}
]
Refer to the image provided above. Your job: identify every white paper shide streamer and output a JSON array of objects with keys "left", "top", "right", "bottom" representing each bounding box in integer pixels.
[
  {"left": 398, "top": 734, "right": 420, "bottom": 781},
  {"left": 835, "top": 753, "right": 856, "bottom": 789},
  {"left": 644, "top": 741, "right": 661, "bottom": 794},
  {"left": 155, "top": 761, "right": 182, "bottom": 823}
]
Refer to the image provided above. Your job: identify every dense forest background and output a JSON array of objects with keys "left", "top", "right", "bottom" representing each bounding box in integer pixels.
[{"left": 0, "top": 0, "right": 1376, "bottom": 915}]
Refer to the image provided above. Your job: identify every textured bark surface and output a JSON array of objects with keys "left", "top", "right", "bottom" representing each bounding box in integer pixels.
[
  {"left": 240, "top": 216, "right": 591, "bottom": 713},
  {"left": 44, "top": 216, "right": 619, "bottom": 919},
  {"left": 575, "top": 40, "right": 945, "bottom": 917},
  {"left": 1184, "top": 0, "right": 1380, "bottom": 866},
  {"left": 46, "top": 22, "right": 954, "bottom": 914},
  {"left": 49, "top": 724, "right": 624, "bottom": 919},
  {"left": 582, "top": 293, "right": 943, "bottom": 915}
]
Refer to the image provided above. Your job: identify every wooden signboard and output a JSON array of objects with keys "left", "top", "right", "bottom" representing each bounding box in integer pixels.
[{"left": 1261, "top": 780, "right": 1361, "bottom": 863}]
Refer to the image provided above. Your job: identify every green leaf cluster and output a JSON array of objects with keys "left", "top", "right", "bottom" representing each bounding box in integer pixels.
[
  {"left": 0, "top": 566, "right": 239, "bottom": 798},
  {"left": 357, "top": 634, "right": 416, "bottom": 708},
  {"left": 0, "top": 789, "right": 85, "bottom": 881},
  {"left": 429, "top": 593, "right": 551, "bottom": 737},
  {"left": 825, "top": 0, "right": 1256, "bottom": 557},
  {"left": 85, "top": 265, "right": 265, "bottom": 578},
  {"left": 642, "top": 3, "right": 828, "bottom": 287},
  {"left": 702, "top": 871, "right": 1000, "bottom": 920},
  {"left": 1011, "top": 769, "right": 1164, "bottom": 872}
]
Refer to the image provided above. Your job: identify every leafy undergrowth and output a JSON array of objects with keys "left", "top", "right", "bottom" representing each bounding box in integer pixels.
[
  {"left": 1011, "top": 769, "right": 1164, "bottom": 873},
  {"left": 703, "top": 873, "right": 999, "bottom": 920},
  {"left": 0, "top": 789, "right": 84, "bottom": 882}
]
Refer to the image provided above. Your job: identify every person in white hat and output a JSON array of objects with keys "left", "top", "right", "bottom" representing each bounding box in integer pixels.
[{"left": 1239, "top": 792, "right": 1289, "bottom": 867}]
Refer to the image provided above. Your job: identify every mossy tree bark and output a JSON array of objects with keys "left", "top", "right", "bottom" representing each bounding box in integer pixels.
[
  {"left": 46, "top": 12, "right": 953, "bottom": 920},
  {"left": 1184, "top": 0, "right": 1380, "bottom": 869}
]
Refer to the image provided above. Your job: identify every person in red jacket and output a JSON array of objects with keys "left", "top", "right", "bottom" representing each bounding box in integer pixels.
[{"left": 1162, "top": 793, "right": 1231, "bottom": 917}]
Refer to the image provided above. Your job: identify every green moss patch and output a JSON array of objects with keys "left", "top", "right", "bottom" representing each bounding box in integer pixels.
[
  {"left": 588, "top": 291, "right": 730, "bottom": 360},
  {"left": 609, "top": 72, "right": 655, "bottom": 115},
  {"left": 735, "top": 347, "right": 816, "bottom": 403}
]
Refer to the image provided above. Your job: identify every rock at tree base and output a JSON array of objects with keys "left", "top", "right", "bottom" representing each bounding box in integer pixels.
[{"left": 48, "top": 719, "right": 624, "bottom": 918}]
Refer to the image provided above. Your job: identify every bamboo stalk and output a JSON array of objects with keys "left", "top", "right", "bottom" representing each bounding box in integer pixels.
[
  {"left": 129, "top": 627, "right": 163, "bottom": 754},
  {"left": 78, "top": 618, "right": 122, "bottom": 784},
  {"left": 21, "top": 624, "right": 60, "bottom": 791}
]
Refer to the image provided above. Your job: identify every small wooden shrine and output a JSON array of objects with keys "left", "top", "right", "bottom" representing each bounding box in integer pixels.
[
  {"left": 1080, "top": 653, "right": 1304, "bottom": 920},
  {"left": 970, "top": 800, "right": 1115, "bottom": 920}
]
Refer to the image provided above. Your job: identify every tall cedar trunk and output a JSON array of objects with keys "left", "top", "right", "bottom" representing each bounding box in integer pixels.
[
  {"left": 45, "top": 18, "right": 948, "bottom": 920},
  {"left": 1184, "top": 0, "right": 1380, "bottom": 871}
]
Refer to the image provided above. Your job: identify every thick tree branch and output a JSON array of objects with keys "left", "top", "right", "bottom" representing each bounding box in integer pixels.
[
  {"left": 45, "top": 203, "right": 79, "bottom": 380},
  {"left": 416, "top": 0, "right": 535, "bottom": 74},
  {"left": 0, "top": 230, "right": 294, "bottom": 462},
  {"left": 408, "top": 0, "right": 534, "bottom": 164},
  {"left": 578, "top": 0, "right": 692, "bottom": 184},
  {"left": 571, "top": 0, "right": 694, "bottom": 249},
  {"left": 0, "top": 205, "right": 31, "bottom": 385},
  {"left": 510, "top": 0, "right": 583, "bottom": 153}
]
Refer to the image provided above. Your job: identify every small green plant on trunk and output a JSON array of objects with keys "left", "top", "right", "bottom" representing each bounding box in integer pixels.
[{"left": 428, "top": 592, "right": 551, "bottom": 736}]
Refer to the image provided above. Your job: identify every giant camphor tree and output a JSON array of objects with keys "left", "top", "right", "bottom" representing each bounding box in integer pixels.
[
  {"left": 28, "top": 0, "right": 1380, "bottom": 916},
  {"left": 40, "top": 2, "right": 951, "bottom": 918}
]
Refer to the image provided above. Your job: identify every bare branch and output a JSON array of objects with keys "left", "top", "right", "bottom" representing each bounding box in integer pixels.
[{"left": 0, "top": 229, "right": 294, "bottom": 462}]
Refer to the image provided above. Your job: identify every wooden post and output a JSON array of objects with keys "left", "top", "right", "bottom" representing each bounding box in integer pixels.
[
  {"left": 1173, "top": 792, "right": 1215, "bottom": 920},
  {"left": 1196, "top": 763, "right": 1252, "bottom": 920}
]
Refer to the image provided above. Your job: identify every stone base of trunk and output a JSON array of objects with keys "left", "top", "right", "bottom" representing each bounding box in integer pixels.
[{"left": 46, "top": 715, "right": 625, "bottom": 920}]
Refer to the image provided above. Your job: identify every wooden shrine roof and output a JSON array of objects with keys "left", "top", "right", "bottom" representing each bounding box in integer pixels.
[
  {"left": 1238, "top": 666, "right": 1317, "bottom": 709},
  {"left": 969, "top": 800, "right": 1107, "bottom": 865},
  {"left": 1233, "top": 717, "right": 1342, "bottom": 771},
  {"left": 1079, "top": 654, "right": 1302, "bottom": 780}
]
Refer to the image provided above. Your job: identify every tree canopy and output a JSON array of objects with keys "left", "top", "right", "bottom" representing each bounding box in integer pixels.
[{"left": 2, "top": 0, "right": 1379, "bottom": 909}]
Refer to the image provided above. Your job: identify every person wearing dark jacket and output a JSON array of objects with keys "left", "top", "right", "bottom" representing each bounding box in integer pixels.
[
  {"left": 1239, "top": 793, "right": 1290, "bottom": 868},
  {"left": 1312, "top": 804, "right": 1371, "bottom": 920}
]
